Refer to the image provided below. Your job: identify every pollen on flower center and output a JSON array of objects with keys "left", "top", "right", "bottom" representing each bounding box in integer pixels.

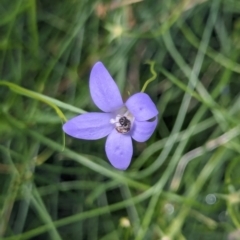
[{"left": 110, "top": 108, "right": 134, "bottom": 134}]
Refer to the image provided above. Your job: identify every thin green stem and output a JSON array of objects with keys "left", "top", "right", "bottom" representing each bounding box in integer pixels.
[{"left": 141, "top": 61, "right": 157, "bottom": 92}]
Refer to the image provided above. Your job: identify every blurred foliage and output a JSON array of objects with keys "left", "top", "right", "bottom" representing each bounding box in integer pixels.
[{"left": 1, "top": 0, "right": 240, "bottom": 239}]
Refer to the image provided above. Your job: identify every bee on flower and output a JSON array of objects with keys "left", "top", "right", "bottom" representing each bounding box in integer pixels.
[{"left": 63, "top": 62, "right": 158, "bottom": 170}]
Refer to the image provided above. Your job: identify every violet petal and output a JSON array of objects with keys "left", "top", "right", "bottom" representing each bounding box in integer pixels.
[
  {"left": 125, "top": 93, "right": 158, "bottom": 121},
  {"left": 90, "top": 62, "right": 123, "bottom": 112},
  {"left": 105, "top": 129, "right": 133, "bottom": 170},
  {"left": 63, "top": 113, "right": 113, "bottom": 140},
  {"left": 131, "top": 117, "right": 158, "bottom": 142}
]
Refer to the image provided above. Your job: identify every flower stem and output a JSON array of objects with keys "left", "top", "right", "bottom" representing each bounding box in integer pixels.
[{"left": 141, "top": 61, "right": 157, "bottom": 92}]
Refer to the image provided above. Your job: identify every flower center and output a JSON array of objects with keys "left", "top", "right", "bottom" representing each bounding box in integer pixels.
[{"left": 110, "top": 107, "right": 134, "bottom": 134}]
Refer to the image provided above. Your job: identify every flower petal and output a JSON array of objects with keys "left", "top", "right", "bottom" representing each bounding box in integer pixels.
[
  {"left": 63, "top": 113, "right": 113, "bottom": 140},
  {"left": 90, "top": 62, "right": 123, "bottom": 112},
  {"left": 125, "top": 93, "right": 158, "bottom": 121},
  {"left": 131, "top": 117, "right": 158, "bottom": 142},
  {"left": 105, "top": 129, "right": 133, "bottom": 170}
]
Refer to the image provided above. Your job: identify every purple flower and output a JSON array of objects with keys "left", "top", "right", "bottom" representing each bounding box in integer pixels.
[{"left": 63, "top": 62, "right": 158, "bottom": 170}]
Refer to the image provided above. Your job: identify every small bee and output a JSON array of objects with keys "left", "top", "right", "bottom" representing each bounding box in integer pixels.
[{"left": 116, "top": 116, "right": 131, "bottom": 134}]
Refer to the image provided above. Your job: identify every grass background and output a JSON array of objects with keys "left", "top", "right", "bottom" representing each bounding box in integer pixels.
[{"left": 1, "top": 0, "right": 240, "bottom": 239}]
